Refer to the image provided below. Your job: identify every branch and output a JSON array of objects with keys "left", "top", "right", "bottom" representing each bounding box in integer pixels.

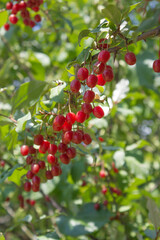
[
  {"left": 40, "top": 190, "right": 66, "bottom": 213},
  {"left": 0, "top": 113, "right": 17, "bottom": 124},
  {"left": 92, "top": 25, "right": 160, "bottom": 61}
]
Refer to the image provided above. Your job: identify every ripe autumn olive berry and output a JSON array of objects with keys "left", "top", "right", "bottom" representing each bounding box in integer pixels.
[
  {"left": 93, "top": 106, "right": 104, "bottom": 118},
  {"left": 153, "top": 59, "right": 160, "bottom": 72},
  {"left": 98, "top": 50, "right": 110, "bottom": 63},
  {"left": 70, "top": 79, "right": 81, "bottom": 93},
  {"left": 125, "top": 52, "right": 136, "bottom": 65},
  {"left": 77, "top": 67, "right": 89, "bottom": 81}
]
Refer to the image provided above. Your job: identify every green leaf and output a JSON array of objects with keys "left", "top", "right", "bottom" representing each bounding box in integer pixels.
[
  {"left": 76, "top": 47, "right": 91, "bottom": 64},
  {"left": 19, "top": 215, "right": 32, "bottom": 223},
  {"left": 0, "top": 164, "right": 21, "bottom": 184},
  {"left": 8, "top": 167, "right": 27, "bottom": 186},
  {"left": 56, "top": 203, "right": 111, "bottom": 237},
  {"left": 125, "top": 156, "right": 149, "bottom": 178},
  {"left": 0, "top": 10, "right": 8, "bottom": 27},
  {"left": 71, "top": 160, "right": 86, "bottom": 182},
  {"left": 126, "top": 140, "right": 150, "bottom": 151},
  {"left": 0, "top": 233, "right": 5, "bottom": 240},
  {"left": 144, "top": 229, "right": 157, "bottom": 239},
  {"left": 101, "top": 5, "right": 122, "bottom": 26},
  {"left": 37, "top": 232, "right": 60, "bottom": 240},
  {"left": 78, "top": 29, "right": 90, "bottom": 46},
  {"left": 113, "top": 149, "right": 125, "bottom": 167},
  {"left": 50, "top": 82, "right": 66, "bottom": 104},
  {"left": 7, "top": 128, "right": 18, "bottom": 151},
  {"left": 122, "top": 2, "right": 141, "bottom": 19},
  {"left": 15, "top": 112, "right": 31, "bottom": 132},
  {"left": 12, "top": 80, "right": 47, "bottom": 111},
  {"left": 146, "top": 197, "right": 160, "bottom": 231}
]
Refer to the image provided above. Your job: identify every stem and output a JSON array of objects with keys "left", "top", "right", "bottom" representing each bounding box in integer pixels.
[
  {"left": 0, "top": 113, "right": 17, "bottom": 124},
  {"left": 92, "top": 25, "right": 160, "bottom": 61},
  {"left": 155, "top": 229, "right": 160, "bottom": 240}
]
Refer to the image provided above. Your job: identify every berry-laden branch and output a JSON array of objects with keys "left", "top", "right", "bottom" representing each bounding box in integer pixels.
[{"left": 92, "top": 25, "right": 160, "bottom": 61}]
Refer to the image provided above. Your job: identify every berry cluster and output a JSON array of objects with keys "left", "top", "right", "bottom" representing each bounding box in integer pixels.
[
  {"left": 4, "top": 0, "right": 43, "bottom": 31},
  {"left": 81, "top": 161, "right": 122, "bottom": 213}
]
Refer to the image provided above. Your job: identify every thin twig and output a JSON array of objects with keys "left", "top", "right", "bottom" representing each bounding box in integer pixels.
[{"left": 92, "top": 25, "right": 160, "bottom": 61}]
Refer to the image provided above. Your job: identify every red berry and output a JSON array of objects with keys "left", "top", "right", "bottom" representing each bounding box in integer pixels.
[
  {"left": 54, "top": 115, "right": 66, "bottom": 127},
  {"left": 62, "top": 121, "right": 72, "bottom": 132},
  {"left": 94, "top": 203, "right": 100, "bottom": 211},
  {"left": 29, "top": 200, "right": 36, "bottom": 206},
  {"left": 93, "top": 106, "right": 104, "bottom": 118},
  {"left": 102, "top": 68, "right": 114, "bottom": 82},
  {"left": 53, "top": 124, "right": 63, "bottom": 132},
  {"left": 30, "top": 20, "right": 36, "bottom": 28},
  {"left": 34, "top": 14, "right": 41, "bottom": 22},
  {"left": 101, "top": 187, "right": 108, "bottom": 195},
  {"left": 32, "top": 7, "right": 39, "bottom": 12},
  {"left": 66, "top": 112, "right": 76, "bottom": 125},
  {"left": 46, "top": 170, "right": 53, "bottom": 179},
  {"left": 86, "top": 74, "right": 98, "bottom": 88},
  {"left": 23, "top": 18, "right": 30, "bottom": 26},
  {"left": 26, "top": 170, "right": 34, "bottom": 179},
  {"left": 125, "top": 52, "right": 136, "bottom": 65},
  {"left": 32, "top": 184, "right": 40, "bottom": 192},
  {"left": 21, "top": 9, "right": 30, "bottom": 18},
  {"left": 47, "top": 154, "right": 57, "bottom": 165},
  {"left": 39, "top": 140, "right": 50, "bottom": 153},
  {"left": 70, "top": 79, "right": 81, "bottom": 93},
  {"left": 98, "top": 50, "right": 110, "bottom": 63},
  {"left": 99, "top": 170, "right": 107, "bottom": 178},
  {"left": 103, "top": 200, "right": 108, "bottom": 206},
  {"left": 97, "top": 38, "right": 109, "bottom": 49},
  {"left": 11, "top": 4, "right": 20, "bottom": 14},
  {"left": 29, "top": 146, "right": 36, "bottom": 154},
  {"left": 21, "top": 145, "right": 29, "bottom": 156},
  {"left": 72, "top": 130, "right": 83, "bottom": 144},
  {"left": 38, "top": 161, "right": 46, "bottom": 169},
  {"left": 32, "top": 175, "right": 40, "bottom": 186},
  {"left": 58, "top": 143, "right": 68, "bottom": 153},
  {"left": 31, "top": 163, "right": 40, "bottom": 174},
  {"left": 60, "top": 154, "right": 70, "bottom": 164},
  {"left": 48, "top": 144, "right": 57, "bottom": 155},
  {"left": 77, "top": 67, "right": 89, "bottom": 81},
  {"left": 0, "top": 160, "right": 5, "bottom": 167},
  {"left": 51, "top": 165, "right": 62, "bottom": 176},
  {"left": 76, "top": 110, "right": 86, "bottom": 123},
  {"left": 98, "top": 137, "right": 104, "bottom": 142},
  {"left": 9, "top": 14, "right": 18, "bottom": 24},
  {"left": 66, "top": 147, "right": 76, "bottom": 159},
  {"left": 93, "top": 61, "right": 105, "bottom": 74},
  {"left": 62, "top": 131, "right": 73, "bottom": 144},
  {"left": 81, "top": 103, "right": 92, "bottom": 114},
  {"left": 6, "top": 2, "right": 13, "bottom": 10},
  {"left": 4, "top": 23, "right": 10, "bottom": 31},
  {"left": 110, "top": 187, "right": 122, "bottom": 196},
  {"left": 112, "top": 162, "right": 119, "bottom": 173},
  {"left": 26, "top": 155, "right": 34, "bottom": 165},
  {"left": 153, "top": 59, "right": 160, "bottom": 72},
  {"left": 83, "top": 90, "right": 95, "bottom": 103},
  {"left": 19, "top": 1, "right": 27, "bottom": 10},
  {"left": 24, "top": 181, "right": 32, "bottom": 192},
  {"left": 97, "top": 74, "right": 106, "bottom": 86},
  {"left": 83, "top": 133, "right": 92, "bottom": 145}
]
